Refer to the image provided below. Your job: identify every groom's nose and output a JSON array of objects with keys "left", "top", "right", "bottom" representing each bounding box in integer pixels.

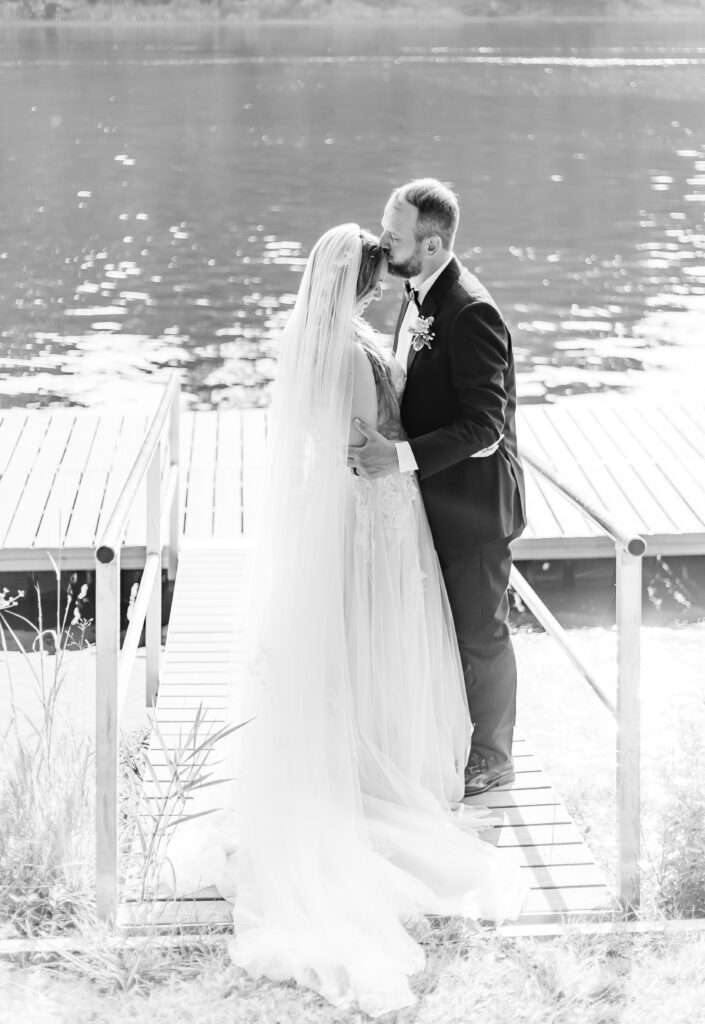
[{"left": 380, "top": 230, "right": 391, "bottom": 250}]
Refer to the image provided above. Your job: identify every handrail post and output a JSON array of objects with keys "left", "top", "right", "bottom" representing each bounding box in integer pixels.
[
  {"left": 95, "top": 554, "right": 120, "bottom": 923},
  {"left": 93, "top": 372, "right": 180, "bottom": 924},
  {"left": 616, "top": 544, "right": 642, "bottom": 913},
  {"left": 145, "top": 445, "right": 162, "bottom": 707},
  {"left": 168, "top": 383, "right": 180, "bottom": 582}
]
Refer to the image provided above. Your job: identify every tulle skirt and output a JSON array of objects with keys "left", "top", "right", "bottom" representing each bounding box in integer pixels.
[{"left": 166, "top": 470, "right": 527, "bottom": 1017}]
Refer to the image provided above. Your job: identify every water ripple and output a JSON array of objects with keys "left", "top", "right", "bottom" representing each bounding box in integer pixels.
[
  {"left": 4, "top": 54, "right": 705, "bottom": 69},
  {"left": 2, "top": 25, "right": 705, "bottom": 408}
]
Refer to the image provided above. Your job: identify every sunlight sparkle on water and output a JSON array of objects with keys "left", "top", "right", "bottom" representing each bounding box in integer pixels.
[{"left": 1, "top": 22, "right": 705, "bottom": 409}]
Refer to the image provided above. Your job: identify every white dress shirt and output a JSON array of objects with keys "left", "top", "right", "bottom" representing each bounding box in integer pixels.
[
  {"left": 393, "top": 256, "right": 503, "bottom": 472},
  {"left": 395, "top": 256, "right": 453, "bottom": 373}
]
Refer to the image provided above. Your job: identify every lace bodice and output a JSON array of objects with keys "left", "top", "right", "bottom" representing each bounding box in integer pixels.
[
  {"left": 350, "top": 341, "right": 417, "bottom": 549},
  {"left": 375, "top": 354, "right": 407, "bottom": 443},
  {"left": 353, "top": 334, "right": 407, "bottom": 443}
]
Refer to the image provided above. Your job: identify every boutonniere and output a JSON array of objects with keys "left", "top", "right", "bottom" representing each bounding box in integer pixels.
[{"left": 408, "top": 314, "right": 435, "bottom": 352}]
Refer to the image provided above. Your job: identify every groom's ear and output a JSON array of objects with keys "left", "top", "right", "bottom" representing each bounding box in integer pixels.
[{"left": 425, "top": 234, "right": 443, "bottom": 256}]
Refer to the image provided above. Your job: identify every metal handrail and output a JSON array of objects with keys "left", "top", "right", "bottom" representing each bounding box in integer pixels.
[
  {"left": 514, "top": 442, "right": 645, "bottom": 914},
  {"left": 96, "top": 371, "right": 181, "bottom": 565},
  {"left": 117, "top": 551, "right": 161, "bottom": 710},
  {"left": 509, "top": 565, "right": 616, "bottom": 716},
  {"left": 521, "top": 446, "right": 646, "bottom": 557}
]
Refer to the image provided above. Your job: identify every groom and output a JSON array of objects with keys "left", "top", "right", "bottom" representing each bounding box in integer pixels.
[{"left": 347, "top": 178, "right": 526, "bottom": 796}]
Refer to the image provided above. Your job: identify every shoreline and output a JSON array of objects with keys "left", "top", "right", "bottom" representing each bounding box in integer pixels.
[
  {"left": 2, "top": 4, "right": 704, "bottom": 26},
  {"left": 4, "top": 17, "right": 705, "bottom": 24}
]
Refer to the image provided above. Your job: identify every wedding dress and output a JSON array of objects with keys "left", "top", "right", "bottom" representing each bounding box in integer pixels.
[{"left": 165, "top": 225, "right": 527, "bottom": 1017}]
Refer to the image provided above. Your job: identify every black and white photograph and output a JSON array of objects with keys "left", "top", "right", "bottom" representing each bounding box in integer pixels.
[{"left": 1, "top": 0, "right": 704, "bottom": 1021}]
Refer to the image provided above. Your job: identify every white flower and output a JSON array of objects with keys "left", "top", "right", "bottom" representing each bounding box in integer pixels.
[{"left": 408, "top": 314, "right": 435, "bottom": 351}]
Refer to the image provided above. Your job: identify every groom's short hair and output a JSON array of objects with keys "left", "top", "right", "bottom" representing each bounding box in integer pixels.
[{"left": 392, "top": 179, "right": 459, "bottom": 250}]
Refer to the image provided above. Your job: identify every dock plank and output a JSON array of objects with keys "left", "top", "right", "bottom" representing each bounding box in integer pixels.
[
  {"left": 33, "top": 416, "right": 102, "bottom": 549},
  {"left": 62, "top": 415, "right": 123, "bottom": 547},
  {"left": 518, "top": 412, "right": 600, "bottom": 540},
  {"left": 653, "top": 406, "right": 705, "bottom": 479},
  {"left": 521, "top": 467, "right": 563, "bottom": 540},
  {"left": 663, "top": 403, "right": 705, "bottom": 451},
  {"left": 0, "top": 414, "right": 51, "bottom": 546},
  {"left": 178, "top": 414, "right": 196, "bottom": 537},
  {"left": 3, "top": 413, "right": 75, "bottom": 548},
  {"left": 184, "top": 413, "right": 218, "bottom": 538},
  {"left": 104, "top": 415, "right": 151, "bottom": 548},
  {"left": 534, "top": 405, "right": 641, "bottom": 526},
  {"left": 4, "top": 400, "right": 705, "bottom": 568},
  {"left": 0, "top": 412, "right": 28, "bottom": 479},
  {"left": 213, "top": 411, "right": 242, "bottom": 538},
  {"left": 580, "top": 406, "right": 686, "bottom": 533},
  {"left": 241, "top": 411, "right": 267, "bottom": 537},
  {"left": 613, "top": 406, "right": 705, "bottom": 530}
]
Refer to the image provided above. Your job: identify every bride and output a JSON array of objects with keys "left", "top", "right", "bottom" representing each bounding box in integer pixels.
[{"left": 174, "top": 224, "right": 527, "bottom": 1017}]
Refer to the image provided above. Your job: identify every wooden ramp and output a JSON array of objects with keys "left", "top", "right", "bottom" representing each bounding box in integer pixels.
[
  {"left": 120, "top": 540, "right": 618, "bottom": 930},
  {"left": 120, "top": 540, "right": 250, "bottom": 927}
]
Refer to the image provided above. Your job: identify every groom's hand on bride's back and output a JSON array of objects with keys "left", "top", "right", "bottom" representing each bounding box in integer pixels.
[{"left": 347, "top": 420, "right": 398, "bottom": 479}]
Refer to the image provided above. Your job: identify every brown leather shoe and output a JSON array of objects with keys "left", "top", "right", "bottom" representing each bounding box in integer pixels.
[{"left": 464, "top": 757, "right": 515, "bottom": 796}]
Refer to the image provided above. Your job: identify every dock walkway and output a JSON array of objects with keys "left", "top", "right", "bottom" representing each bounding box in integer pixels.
[
  {"left": 2, "top": 399, "right": 703, "bottom": 573},
  {"left": 5, "top": 396, "right": 700, "bottom": 928},
  {"left": 120, "top": 539, "right": 618, "bottom": 930}
]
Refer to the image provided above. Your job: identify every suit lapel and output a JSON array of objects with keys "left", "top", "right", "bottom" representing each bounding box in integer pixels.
[
  {"left": 406, "top": 256, "right": 462, "bottom": 375},
  {"left": 406, "top": 296, "right": 435, "bottom": 374},
  {"left": 392, "top": 297, "right": 411, "bottom": 356}
]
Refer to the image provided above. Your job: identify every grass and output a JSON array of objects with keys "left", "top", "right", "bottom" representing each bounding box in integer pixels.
[
  {"left": 0, "top": 576, "right": 243, "bottom": 937},
  {"left": 2, "top": 924, "right": 705, "bottom": 1023},
  {"left": 648, "top": 721, "right": 705, "bottom": 919},
  {"left": 0, "top": 579, "right": 96, "bottom": 937},
  {"left": 514, "top": 623, "right": 705, "bottom": 920}
]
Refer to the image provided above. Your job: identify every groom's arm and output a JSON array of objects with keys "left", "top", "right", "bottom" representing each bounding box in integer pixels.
[{"left": 408, "top": 300, "right": 509, "bottom": 480}]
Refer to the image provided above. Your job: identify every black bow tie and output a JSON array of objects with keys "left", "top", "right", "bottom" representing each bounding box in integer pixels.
[{"left": 404, "top": 280, "right": 420, "bottom": 308}]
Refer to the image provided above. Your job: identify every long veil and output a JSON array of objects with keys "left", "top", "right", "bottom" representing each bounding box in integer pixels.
[
  {"left": 223, "top": 224, "right": 526, "bottom": 1016},
  {"left": 230, "top": 223, "right": 408, "bottom": 1008}
]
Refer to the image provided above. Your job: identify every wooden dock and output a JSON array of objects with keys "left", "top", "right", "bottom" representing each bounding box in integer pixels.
[
  {"left": 4, "top": 395, "right": 703, "bottom": 929},
  {"left": 2, "top": 399, "right": 703, "bottom": 573},
  {"left": 0, "top": 408, "right": 155, "bottom": 571},
  {"left": 518, "top": 401, "right": 705, "bottom": 559}
]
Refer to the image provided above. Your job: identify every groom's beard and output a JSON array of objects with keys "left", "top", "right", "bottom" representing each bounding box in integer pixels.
[{"left": 386, "top": 245, "right": 424, "bottom": 280}]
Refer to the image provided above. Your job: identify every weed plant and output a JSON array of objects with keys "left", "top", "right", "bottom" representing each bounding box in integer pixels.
[
  {"left": 122, "top": 706, "right": 246, "bottom": 905},
  {"left": 646, "top": 720, "right": 705, "bottom": 919},
  {"left": 0, "top": 573, "right": 95, "bottom": 936},
  {"left": 0, "top": 566, "right": 244, "bottom": 937}
]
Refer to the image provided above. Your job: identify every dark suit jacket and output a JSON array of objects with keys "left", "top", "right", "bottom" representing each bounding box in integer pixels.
[{"left": 395, "top": 256, "right": 526, "bottom": 554}]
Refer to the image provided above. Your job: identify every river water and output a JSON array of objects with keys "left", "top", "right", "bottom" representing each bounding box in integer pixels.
[{"left": 1, "top": 18, "right": 704, "bottom": 410}]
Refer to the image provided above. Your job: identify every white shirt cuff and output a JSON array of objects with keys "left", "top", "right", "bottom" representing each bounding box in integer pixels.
[
  {"left": 471, "top": 435, "right": 504, "bottom": 458},
  {"left": 395, "top": 441, "right": 418, "bottom": 473}
]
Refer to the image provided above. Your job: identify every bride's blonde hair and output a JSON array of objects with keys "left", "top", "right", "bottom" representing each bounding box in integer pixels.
[
  {"left": 355, "top": 230, "right": 400, "bottom": 424},
  {"left": 356, "top": 228, "right": 385, "bottom": 303}
]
